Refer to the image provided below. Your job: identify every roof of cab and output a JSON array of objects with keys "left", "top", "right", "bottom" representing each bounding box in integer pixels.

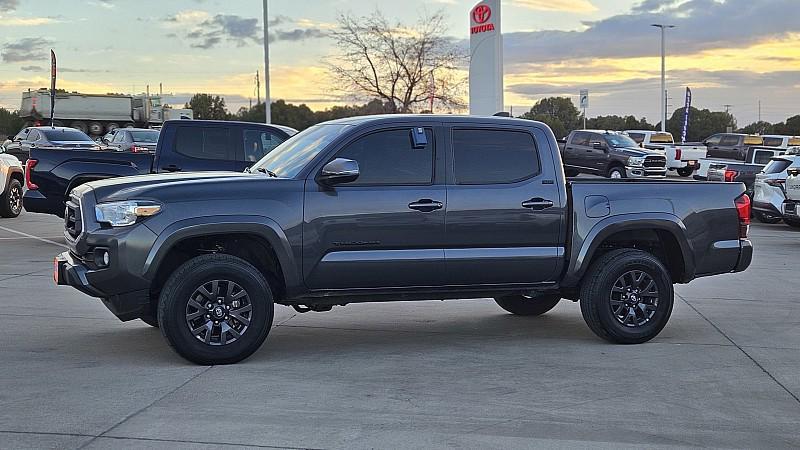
[{"left": 321, "top": 114, "right": 548, "bottom": 128}]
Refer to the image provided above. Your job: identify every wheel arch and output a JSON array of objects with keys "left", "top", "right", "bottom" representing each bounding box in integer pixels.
[
  {"left": 563, "top": 213, "right": 695, "bottom": 287},
  {"left": 143, "top": 216, "right": 301, "bottom": 301}
]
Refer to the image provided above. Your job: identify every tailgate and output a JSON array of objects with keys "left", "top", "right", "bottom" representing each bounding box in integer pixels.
[
  {"left": 675, "top": 145, "right": 706, "bottom": 161},
  {"left": 787, "top": 171, "right": 800, "bottom": 201}
]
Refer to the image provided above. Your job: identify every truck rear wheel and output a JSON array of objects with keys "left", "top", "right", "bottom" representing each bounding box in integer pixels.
[
  {"left": 71, "top": 121, "right": 88, "bottom": 134},
  {"left": 677, "top": 167, "right": 694, "bottom": 177},
  {"left": 157, "top": 254, "right": 274, "bottom": 365},
  {"left": 579, "top": 249, "right": 673, "bottom": 344},
  {"left": 494, "top": 294, "right": 561, "bottom": 316},
  {"left": 88, "top": 122, "right": 104, "bottom": 135}
]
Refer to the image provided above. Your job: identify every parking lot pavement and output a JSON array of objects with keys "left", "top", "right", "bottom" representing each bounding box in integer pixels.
[{"left": 0, "top": 211, "right": 798, "bottom": 449}]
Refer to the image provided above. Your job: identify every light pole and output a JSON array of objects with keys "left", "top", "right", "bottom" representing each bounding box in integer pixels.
[
  {"left": 262, "top": 0, "right": 271, "bottom": 124},
  {"left": 651, "top": 24, "right": 674, "bottom": 132}
]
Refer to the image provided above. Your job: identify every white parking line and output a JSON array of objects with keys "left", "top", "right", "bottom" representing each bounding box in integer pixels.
[{"left": 0, "top": 225, "right": 69, "bottom": 249}]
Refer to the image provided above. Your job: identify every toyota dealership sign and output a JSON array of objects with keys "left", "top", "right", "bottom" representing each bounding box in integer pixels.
[{"left": 469, "top": 0, "right": 503, "bottom": 115}]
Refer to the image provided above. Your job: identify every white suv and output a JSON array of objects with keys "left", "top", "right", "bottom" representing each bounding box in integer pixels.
[
  {"left": 753, "top": 153, "right": 800, "bottom": 224},
  {"left": 0, "top": 145, "right": 24, "bottom": 218}
]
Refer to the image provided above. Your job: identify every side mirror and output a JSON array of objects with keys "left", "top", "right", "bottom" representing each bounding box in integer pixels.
[
  {"left": 0, "top": 139, "right": 9, "bottom": 152},
  {"left": 317, "top": 158, "right": 360, "bottom": 186}
]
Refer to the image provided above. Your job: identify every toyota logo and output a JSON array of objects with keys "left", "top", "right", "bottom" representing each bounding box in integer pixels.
[{"left": 472, "top": 4, "right": 491, "bottom": 24}]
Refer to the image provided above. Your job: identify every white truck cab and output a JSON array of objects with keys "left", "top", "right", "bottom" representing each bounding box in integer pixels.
[
  {"left": 0, "top": 145, "right": 25, "bottom": 218},
  {"left": 623, "top": 130, "right": 707, "bottom": 177}
]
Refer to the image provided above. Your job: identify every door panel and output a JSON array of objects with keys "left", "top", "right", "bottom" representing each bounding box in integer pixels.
[
  {"left": 445, "top": 126, "right": 564, "bottom": 285},
  {"left": 302, "top": 126, "right": 446, "bottom": 290}
]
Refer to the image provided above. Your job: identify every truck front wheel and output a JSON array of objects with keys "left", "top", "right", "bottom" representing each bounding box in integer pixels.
[
  {"left": 157, "top": 254, "right": 274, "bottom": 365},
  {"left": 579, "top": 249, "right": 673, "bottom": 344},
  {"left": 495, "top": 294, "right": 561, "bottom": 316}
]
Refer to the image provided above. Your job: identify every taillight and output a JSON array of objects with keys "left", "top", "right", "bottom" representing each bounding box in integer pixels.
[
  {"left": 764, "top": 178, "right": 785, "bottom": 187},
  {"left": 25, "top": 159, "right": 38, "bottom": 190},
  {"left": 735, "top": 194, "right": 751, "bottom": 238},
  {"left": 724, "top": 169, "right": 738, "bottom": 182},
  {"left": 675, "top": 147, "right": 682, "bottom": 160}
]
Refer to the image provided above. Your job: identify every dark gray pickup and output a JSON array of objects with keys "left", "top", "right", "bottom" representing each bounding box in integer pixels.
[{"left": 54, "top": 115, "right": 753, "bottom": 365}]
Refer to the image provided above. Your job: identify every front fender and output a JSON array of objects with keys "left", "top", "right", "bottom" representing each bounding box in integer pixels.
[
  {"left": 142, "top": 215, "right": 301, "bottom": 295},
  {"left": 562, "top": 212, "right": 695, "bottom": 287}
]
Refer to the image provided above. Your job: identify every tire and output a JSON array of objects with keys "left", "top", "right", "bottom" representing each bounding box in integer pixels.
[
  {"left": 608, "top": 166, "right": 626, "bottom": 179},
  {"left": 753, "top": 211, "right": 781, "bottom": 224},
  {"left": 495, "top": 294, "right": 561, "bottom": 316},
  {"left": 140, "top": 314, "right": 159, "bottom": 327},
  {"left": 0, "top": 179, "right": 23, "bottom": 218},
  {"left": 579, "top": 249, "right": 674, "bottom": 344},
  {"left": 784, "top": 218, "right": 800, "bottom": 229},
  {"left": 157, "top": 254, "right": 274, "bottom": 365},
  {"left": 88, "top": 122, "right": 104, "bottom": 135},
  {"left": 677, "top": 167, "right": 693, "bottom": 177},
  {"left": 71, "top": 121, "right": 88, "bottom": 134}
]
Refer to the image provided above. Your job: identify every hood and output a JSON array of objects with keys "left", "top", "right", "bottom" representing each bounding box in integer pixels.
[
  {"left": 0, "top": 153, "right": 22, "bottom": 168},
  {"left": 83, "top": 171, "right": 275, "bottom": 203},
  {"left": 613, "top": 146, "right": 659, "bottom": 157}
]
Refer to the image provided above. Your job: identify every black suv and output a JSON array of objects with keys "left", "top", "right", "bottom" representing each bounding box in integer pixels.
[{"left": 561, "top": 130, "right": 666, "bottom": 178}]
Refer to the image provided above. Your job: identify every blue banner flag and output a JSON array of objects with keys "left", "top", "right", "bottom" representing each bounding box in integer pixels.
[{"left": 681, "top": 87, "right": 692, "bottom": 143}]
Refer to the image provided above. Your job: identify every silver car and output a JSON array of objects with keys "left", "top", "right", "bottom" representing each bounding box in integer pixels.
[{"left": 752, "top": 154, "right": 800, "bottom": 223}]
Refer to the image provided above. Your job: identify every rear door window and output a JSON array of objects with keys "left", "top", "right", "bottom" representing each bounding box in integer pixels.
[
  {"left": 763, "top": 159, "right": 792, "bottom": 174},
  {"left": 175, "top": 127, "right": 233, "bottom": 160},
  {"left": 453, "top": 129, "right": 540, "bottom": 184},
  {"left": 719, "top": 135, "right": 740, "bottom": 146},
  {"left": 762, "top": 137, "right": 784, "bottom": 147},
  {"left": 627, "top": 133, "right": 645, "bottom": 144}
]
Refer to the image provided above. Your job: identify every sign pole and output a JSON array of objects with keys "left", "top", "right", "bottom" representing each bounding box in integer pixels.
[
  {"left": 580, "top": 89, "right": 588, "bottom": 129},
  {"left": 262, "top": 0, "right": 271, "bottom": 124},
  {"left": 50, "top": 49, "right": 57, "bottom": 128}
]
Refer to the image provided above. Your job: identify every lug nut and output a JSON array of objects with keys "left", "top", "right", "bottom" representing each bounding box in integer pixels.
[
  {"left": 218, "top": 299, "right": 223, "bottom": 304},
  {"left": 224, "top": 315, "right": 229, "bottom": 319},
  {"left": 225, "top": 305, "right": 230, "bottom": 310},
  {"left": 205, "top": 314, "right": 210, "bottom": 319}
]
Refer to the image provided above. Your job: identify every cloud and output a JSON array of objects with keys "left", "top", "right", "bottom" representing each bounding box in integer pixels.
[
  {"left": 0, "top": 0, "right": 18, "bottom": 11},
  {"left": 20, "top": 65, "right": 44, "bottom": 72},
  {"left": 177, "top": 13, "right": 327, "bottom": 49},
  {"left": 1, "top": 37, "right": 54, "bottom": 63},
  {"left": 2, "top": 16, "right": 59, "bottom": 26},
  {"left": 503, "top": 0, "right": 800, "bottom": 65},
  {"left": 510, "top": 0, "right": 597, "bottom": 13}
]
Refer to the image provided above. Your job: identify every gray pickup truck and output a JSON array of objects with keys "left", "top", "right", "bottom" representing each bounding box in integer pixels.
[{"left": 55, "top": 115, "right": 753, "bottom": 365}]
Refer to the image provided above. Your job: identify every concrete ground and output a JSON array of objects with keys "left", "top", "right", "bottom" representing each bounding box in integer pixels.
[{"left": 0, "top": 211, "right": 798, "bottom": 450}]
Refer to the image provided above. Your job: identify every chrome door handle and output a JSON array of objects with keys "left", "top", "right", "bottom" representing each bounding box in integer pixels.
[
  {"left": 408, "top": 199, "right": 443, "bottom": 212},
  {"left": 522, "top": 198, "right": 554, "bottom": 210}
]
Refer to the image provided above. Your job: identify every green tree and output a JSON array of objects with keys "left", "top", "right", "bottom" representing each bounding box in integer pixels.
[
  {"left": 0, "top": 108, "right": 24, "bottom": 138},
  {"left": 772, "top": 115, "right": 800, "bottom": 135},
  {"left": 664, "top": 107, "right": 736, "bottom": 142},
  {"left": 739, "top": 121, "right": 774, "bottom": 135},
  {"left": 185, "top": 94, "right": 228, "bottom": 120},
  {"left": 586, "top": 115, "right": 653, "bottom": 131},
  {"left": 518, "top": 97, "right": 581, "bottom": 138}
]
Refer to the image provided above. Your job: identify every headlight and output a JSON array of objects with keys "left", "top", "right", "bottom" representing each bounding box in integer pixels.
[
  {"left": 628, "top": 156, "right": 646, "bottom": 167},
  {"left": 95, "top": 200, "right": 162, "bottom": 227}
]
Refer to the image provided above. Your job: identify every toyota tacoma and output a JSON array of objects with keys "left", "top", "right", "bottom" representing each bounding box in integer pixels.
[{"left": 54, "top": 115, "right": 753, "bottom": 364}]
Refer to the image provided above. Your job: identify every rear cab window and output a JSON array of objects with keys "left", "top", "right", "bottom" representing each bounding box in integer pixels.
[
  {"left": 452, "top": 129, "right": 540, "bottom": 184},
  {"left": 627, "top": 133, "right": 645, "bottom": 144},
  {"left": 175, "top": 126, "right": 234, "bottom": 160},
  {"left": 719, "top": 135, "right": 740, "bottom": 146},
  {"left": 743, "top": 135, "right": 764, "bottom": 146},
  {"left": 650, "top": 133, "right": 674, "bottom": 144}
]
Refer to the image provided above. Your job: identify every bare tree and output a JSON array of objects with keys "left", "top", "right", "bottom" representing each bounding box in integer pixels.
[{"left": 327, "top": 10, "right": 466, "bottom": 113}]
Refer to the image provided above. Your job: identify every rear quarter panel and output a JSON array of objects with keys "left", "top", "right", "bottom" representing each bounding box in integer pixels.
[{"left": 564, "top": 180, "right": 746, "bottom": 286}]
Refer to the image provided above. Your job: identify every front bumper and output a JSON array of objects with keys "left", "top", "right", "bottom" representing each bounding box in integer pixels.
[
  {"left": 55, "top": 252, "right": 151, "bottom": 321},
  {"left": 626, "top": 166, "right": 667, "bottom": 178}
]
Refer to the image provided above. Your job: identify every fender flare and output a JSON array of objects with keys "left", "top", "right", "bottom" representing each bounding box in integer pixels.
[
  {"left": 142, "top": 215, "right": 301, "bottom": 293},
  {"left": 562, "top": 212, "right": 696, "bottom": 287}
]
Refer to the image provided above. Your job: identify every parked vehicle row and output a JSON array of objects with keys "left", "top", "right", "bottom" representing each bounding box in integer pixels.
[
  {"left": 560, "top": 130, "right": 667, "bottom": 178},
  {"left": 23, "top": 120, "right": 296, "bottom": 217},
  {"left": 54, "top": 115, "right": 753, "bottom": 365}
]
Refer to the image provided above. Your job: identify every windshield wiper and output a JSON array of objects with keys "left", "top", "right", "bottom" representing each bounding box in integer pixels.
[{"left": 255, "top": 167, "right": 278, "bottom": 178}]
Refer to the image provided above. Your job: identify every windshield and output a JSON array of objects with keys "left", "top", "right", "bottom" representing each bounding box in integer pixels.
[
  {"left": 130, "top": 130, "right": 160, "bottom": 143},
  {"left": 42, "top": 128, "right": 93, "bottom": 142},
  {"left": 250, "top": 124, "right": 351, "bottom": 178},
  {"left": 605, "top": 134, "right": 639, "bottom": 148}
]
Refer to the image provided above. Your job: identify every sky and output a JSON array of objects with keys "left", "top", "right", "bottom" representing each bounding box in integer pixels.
[{"left": 0, "top": 0, "right": 798, "bottom": 126}]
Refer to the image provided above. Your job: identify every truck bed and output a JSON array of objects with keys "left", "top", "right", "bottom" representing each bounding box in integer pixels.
[{"left": 565, "top": 178, "right": 747, "bottom": 285}]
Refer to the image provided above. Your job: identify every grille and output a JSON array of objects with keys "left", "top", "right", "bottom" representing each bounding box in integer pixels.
[
  {"left": 65, "top": 199, "right": 82, "bottom": 238},
  {"left": 644, "top": 156, "right": 667, "bottom": 168}
]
